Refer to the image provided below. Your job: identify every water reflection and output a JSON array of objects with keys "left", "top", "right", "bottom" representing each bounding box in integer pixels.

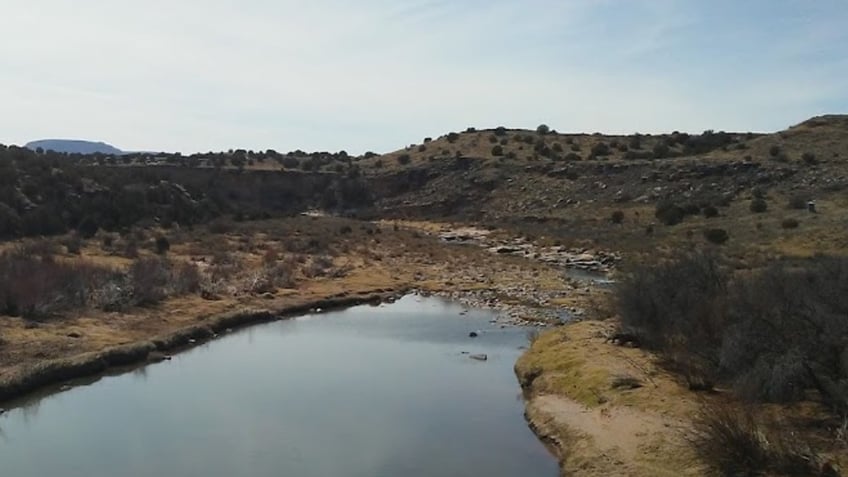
[{"left": 0, "top": 295, "right": 557, "bottom": 477}]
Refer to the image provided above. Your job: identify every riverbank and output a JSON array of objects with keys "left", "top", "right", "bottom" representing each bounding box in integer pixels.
[
  {"left": 515, "top": 319, "right": 703, "bottom": 476},
  {"left": 0, "top": 217, "right": 581, "bottom": 406}
]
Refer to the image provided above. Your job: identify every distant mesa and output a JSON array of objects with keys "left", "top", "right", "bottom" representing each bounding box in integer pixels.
[{"left": 25, "top": 139, "right": 124, "bottom": 155}]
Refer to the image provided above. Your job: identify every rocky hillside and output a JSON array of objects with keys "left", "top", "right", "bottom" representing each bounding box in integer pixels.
[
  {"left": 2, "top": 115, "right": 847, "bottom": 260},
  {"left": 365, "top": 115, "right": 848, "bottom": 219}
]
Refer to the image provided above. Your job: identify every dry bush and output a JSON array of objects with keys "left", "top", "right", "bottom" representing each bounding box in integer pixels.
[
  {"left": 209, "top": 251, "right": 243, "bottom": 283},
  {"left": 63, "top": 234, "right": 83, "bottom": 255},
  {"left": 788, "top": 195, "right": 808, "bottom": 210},
  {"left": 100, "top": 233, "right": 116, "bottom": 251},
  {"left": 616, "top": 252, "right": 726, "bottom": 355},
  {"left": 262, "top": 247, "right": 279, "bottom": 265},
  {"left": 691, "top": 402, "right": 828, "bottom": 476},
  {"left": 722, "top": 258, "right": 848, "bottom": 409},
  {"left": 129, "top": 257, "right": 170, "bottom": 306},
  {"left": 750, "top": 198, "right": 768, "bottom": 213},
  {"left": 123, "top": 239, "right": 139, "bottom": 258},
  {"left": 0, "top": 250, "right": 115, "bottom": 318},
  {"left": 781, "top": 218, "right": 800, "bottom": 229},
  {"left": 703, "top": 228, "right": 729, "bottom": 245},
  {"left": 618, "top": 253, "right": 848, "bottom": 410},
  {"left": 303, "top": 256, "right": 335, "bottom": 278},
  {"left": 171, "top": 261, "right": 201, "bottom": 295},
  {"left": 90, "top": 278, "right": 133, "bottom": 312},
  {"left": 17, "top": 238, "right": 62, "bottom": 259}
]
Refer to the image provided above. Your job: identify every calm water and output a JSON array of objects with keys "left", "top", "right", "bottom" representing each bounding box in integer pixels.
[{"left": 0, "top": 295, "right": 557, "bottom": 477}]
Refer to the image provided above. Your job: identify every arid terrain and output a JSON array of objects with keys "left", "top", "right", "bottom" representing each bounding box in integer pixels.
[{"left": 2, "top": 115, "right": 848, "bottom": 475}]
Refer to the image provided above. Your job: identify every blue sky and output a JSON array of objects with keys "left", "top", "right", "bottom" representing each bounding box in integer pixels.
[{"left": 1, "top": 0, "right": 846, "bottom": 154}]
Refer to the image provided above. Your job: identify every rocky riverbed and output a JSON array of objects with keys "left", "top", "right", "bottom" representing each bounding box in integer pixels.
[{"left": 439, "top": 227, "right": 620, "bottom": 274}]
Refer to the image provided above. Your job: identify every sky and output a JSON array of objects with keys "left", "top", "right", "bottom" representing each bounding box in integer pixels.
[{"left": 1, "top": 0, "right": 846, "bottom": 154}]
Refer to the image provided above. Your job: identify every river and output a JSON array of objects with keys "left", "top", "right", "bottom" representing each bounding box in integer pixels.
[{"left": 0, "top": 295, "right": 557, "bottom": 477}]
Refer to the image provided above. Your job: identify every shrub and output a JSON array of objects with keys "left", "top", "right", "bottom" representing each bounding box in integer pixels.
[
  {"left": 536, "top": 124, "right": 550, "bottom": 135},
  {"left": 781, "top": 218, "right": 799, "bottom": 229},
  {"left": 691, "top": 403, "right": 825, "bottom": 477},
  {"left": 703, "top": 228, "right": 729, "bottom": 245},
  {"left": 769, "top": 145, "right": 781, "bottom": 157},
  {"left": 0, "top": 250, "right": 112, "bottom": 318},
  {"left": 129, "top": 257, "right": 170, "bottom": 306},
  {"left": 491, "top": 145, "right": 504, "bottom": 156},
  {"left": 171, "top": 261, "right": 201, "bottom": 295},
  {"left": 749, "top": 198, "right": 768, "bottom": 213},
  {"left": 124, "top": 239, "right": 139, "bottom": 258},
  {"left": 787, "top": 195, "right": 807, "bottom": 210},
  {"left": 101, "top": 234, "right": 115, "bottom": 249},
  {"left": 64, "top": 234, "right": 83, "bottom": 255},
  {"left": 702, "top": 206, "right": 719, "bottom": 218},
  {"left": 655, "top": 201, "right": 685, "bottom": 226},
  {"left": 0, "top": 202, "right": 21, "bottom": 238},
  {"left": 303, "top": 256, "right": 335, "bottom": 278},
  {"left": 652, "top": 142, "right": 670, "bottom": 158},
  {"left": 77, "top": 216, "right": 99, "bottom": 239},
  {"left": 493, "top": 126, "right": 507, "bottom": 137},
  {"left": 19, "top": 239, "right": 61, "bottom": 259},
  {"left": 619, "top": 254, "right": 848, "bottom": 411},
  {"left": 396, "top": 154, "right": 411, "bottom": 165},
  {"left": 590, "top": 142, "right": 610, "bottom": 158},
  {"left": 617, "top": 252, "right": 726, "bottom": 349},
  {"left": 155, "top": 236, "right": 170, "bottom": 255},
  {"left": 446, "top": 132, "right": 460, "bottom": 143},
  {"left": 610, "top": 210, "right": 624, "bottom": 224},
  {"left": 801, "top": 152, "right": 817, "bottom": 165}
]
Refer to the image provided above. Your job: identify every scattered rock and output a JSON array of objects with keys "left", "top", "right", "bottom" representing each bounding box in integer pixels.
[
  {"left": 469, "top": 353, "right": 488, "bottom": 361},
  {"left": 67, "top": 332, "right": 82, "bottom": 339},
  {"left": 469, "top": 331, "right": 479, "bottom": 338},
  {"left": 148, "top": 352, "right": 172, "bottom": 363}
]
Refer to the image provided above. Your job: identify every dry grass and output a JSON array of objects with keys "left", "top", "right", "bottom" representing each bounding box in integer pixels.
[{"left": 690, "top": 402, "right": 834, "bottom": 476}]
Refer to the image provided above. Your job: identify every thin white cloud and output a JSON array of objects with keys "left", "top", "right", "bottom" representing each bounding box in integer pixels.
[{"left": 0, "top": 0, "right": 845, "bottom": 153}]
